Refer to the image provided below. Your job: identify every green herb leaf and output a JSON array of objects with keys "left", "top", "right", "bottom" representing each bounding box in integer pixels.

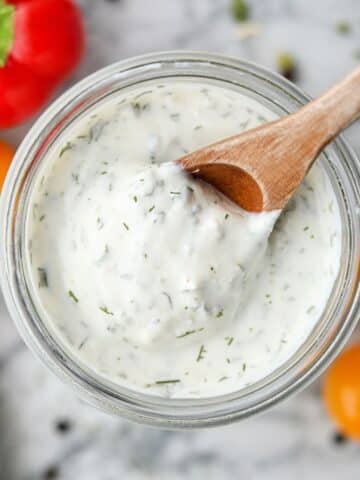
[
  {"left": 68, "top": 290, "right": 79, "bottom": 303},
  {"left": 122, "top": 222, "right": 129, "bottom": 231},
  {"left": 225, "top": 336, "right": 234, "bottom": 346},
  {"left": 276, "top": 52, "right": 297, "bottom": 82},
  {"left": 37, "top": 268, "right": 48, "bottom": 288},
  {"left": 100, "top": 306, "right": 114, "bottom": 316},
  {"left": 59, "top": 142, "right": 73, "bottom": 158},
  {"left": 155, "top": 379, "right": 181, "bottom": 385},
  {"left": 176, "top": 330, "right": 196, "bottom": 339},
  {"left": 231, "top": 0, "right": 249, "bottom": 22},
  {"left": 335, "top": 21, "right": 351, "bottom": 34},
  {"left": 0, "top": 1, "right": 15, "bottom": 67},
  {"left": 196, "top": 345, "right": 206, "bottom": 362}
]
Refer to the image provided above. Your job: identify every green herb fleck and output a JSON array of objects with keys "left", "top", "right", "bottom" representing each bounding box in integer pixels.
[
  {"left": 39, "top": 215, "right": 45, "bottom": 222},
  {"left": 133, "top": 195, "right": 138, "bottom": 203},
  {"left": 335, "top": 21, "right": 351, "bottom": 34},
  {"left": 97, "top": 217, "right": 104, "bottom": 230},
  {"left": 88, "top": 121, "right": 107, "bottom": 142},
  {"left": 37, "top": 268, "right": 48, "bottom": 288},
  {"left": 303, "top": 226, "right": 309, "bottom": 231},
  {"left": 276, "top": 52, "right": 297, "bottom": 81},
  {"left": 242, "top": 363, "right": 247, "bottom": 372},
  {"left": 225, "top": 213, "right": 229, "bottom": 220},
  {"left": 59, "top": 142, "right": 73, "bottom": 158},
  {"left": 177, "top": 330, "right": 196, "bottom": 338},
  {"left": 218, "top": 376, "right": 229, "bottom": 382},
  {"left": 187, "top": 186, "right": 194, "bottom": 193},
  {"left": 155, "top": 379, "right": 181, "bottom": 385},
  {"left": 210, "top": 266, "right": 216, "bottom": 273},
  {"left": 131, "top": 102, "right": 149, "bottom": 115},
  {"left": 196, "top": 345, "right": 206, "bottom": 362},
  {"left": 306, "top": 305, "right": 315, "bottom": 314},
  {"left": 216, "top": 309, "right": 224, "bottom": 318},
  {"left": 68, "top": 290, "right": 79, "bottom": 303},
  {"left": 170, "top": 191, "right": 181, "bottom": 195},
  {"left": 72, "top": 173, "right": 79, "bottom": 184},
  {"left": 148, "top": 205, "right": 155, "bottom": 212},
  {"left": 231, "top": 0, "right": 249, "bottom": 22},
  {"left": 100, "top": 306, "right": 114, "bottom": 316},
  {"left": 122, "top": 222, "right": 129, "bottom": 231},
  {"left": 225, "top": 336, "right": 234, "bottom": 346}
]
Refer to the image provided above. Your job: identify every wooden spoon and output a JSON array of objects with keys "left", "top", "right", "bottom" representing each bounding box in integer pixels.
[{"left": 178, "top": 68, "right": 360, "bottom": 212}]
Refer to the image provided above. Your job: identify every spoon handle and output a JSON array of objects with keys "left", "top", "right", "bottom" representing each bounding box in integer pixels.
[{"left": 290, "top": 67, "right": 360, "bottom": 160}]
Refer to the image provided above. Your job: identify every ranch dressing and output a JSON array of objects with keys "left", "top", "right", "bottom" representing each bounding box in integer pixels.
[{"left": 26, "top": 83, "right": 341, "bottom": 398}]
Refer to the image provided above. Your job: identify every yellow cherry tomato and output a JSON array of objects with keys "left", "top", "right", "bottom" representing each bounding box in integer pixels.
[
  {"left": 0, "top": 139, "right": 15, "bottom": 192},
  {"left": 323, "top": 344, "right": 360, "bottom": 440}
]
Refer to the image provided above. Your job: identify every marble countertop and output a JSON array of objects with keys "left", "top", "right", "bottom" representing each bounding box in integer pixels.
[{"left": 2, "top": 1, "right": 360, "bottom": 479}]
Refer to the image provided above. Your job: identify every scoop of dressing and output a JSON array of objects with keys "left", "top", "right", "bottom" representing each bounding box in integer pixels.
[{"left": 61, "top": 162, "right": 278, "bottom": 346}]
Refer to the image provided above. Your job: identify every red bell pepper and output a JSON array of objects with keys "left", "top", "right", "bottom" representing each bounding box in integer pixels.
[{"left": 0, "top": 0, "right": 85, "bottom": 128}]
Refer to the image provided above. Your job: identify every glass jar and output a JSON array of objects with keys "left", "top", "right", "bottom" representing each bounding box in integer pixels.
[{"left": 1, "top": 52, "right": 360, "bottom": 428}]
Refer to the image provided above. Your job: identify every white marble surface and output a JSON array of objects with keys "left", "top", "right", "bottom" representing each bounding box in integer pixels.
[{"left": 1, "top": 1, "right": 360, "bottom": 479}]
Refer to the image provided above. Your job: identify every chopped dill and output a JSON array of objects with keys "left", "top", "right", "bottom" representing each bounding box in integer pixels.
[
  {"left": 148, "top": 205, "right": 155, "bottom": 212},
  {"left": 225, "top": 336, "right": 234, "bottom": 346},
  {"left": 68, "top": 290, "right": 79, "bottom": 303},
  {"left": 100, "top": 306, "right": 114, "bottom": 316},
  {"left": 155, "top": 379, "right": 181, "bottom": 385},
  {"left": 59, "top": 142, "right": 73, "bottom": 158},
  {"left": 37, "top": 268, "right": 48, "bottom": 288},
  {"left": 122, "top": 222, "right": 129, "bottom": 231},
  {"left": 177, "top": 330, "right": 196, "bottom": 338},
  {"left": 216, "top": 309, "right": 224, "bottom": 318},
  {"left": 196, "top": 345, "right": 206, "bottom": 362}
]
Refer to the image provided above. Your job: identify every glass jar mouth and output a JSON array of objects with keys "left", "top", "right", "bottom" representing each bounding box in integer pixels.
[{"left": 1, "top": 51, "right": 360, "bottom": 428}]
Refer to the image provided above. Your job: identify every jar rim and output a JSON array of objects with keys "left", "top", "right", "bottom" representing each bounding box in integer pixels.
[{"left": 1, "top": 51, "right": 360, "bottom": 428}]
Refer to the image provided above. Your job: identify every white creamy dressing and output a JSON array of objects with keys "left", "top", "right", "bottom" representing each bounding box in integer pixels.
[{"left": 26, "top": 83, "right": 341, "bottom": 398}]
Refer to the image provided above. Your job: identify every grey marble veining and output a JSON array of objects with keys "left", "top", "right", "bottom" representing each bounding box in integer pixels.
[{"left": 1, "top": 1, "right": 360, "bottom": 479}]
